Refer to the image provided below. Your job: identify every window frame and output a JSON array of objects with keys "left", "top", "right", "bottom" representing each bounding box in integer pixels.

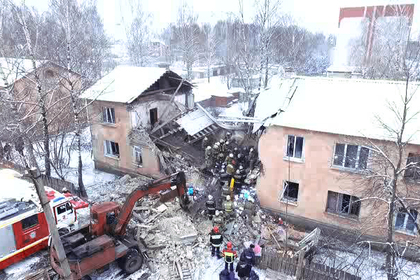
[
  {"left": 133, "top": 146, "right": 143, "bottom": 167},
  {"left": 332, "top": 143, "right": 370, "bottom": 171},
  {"left": 284, "top": 135, "right": 305, "bottom": 163},
  {"left": 280, "top": 180, "right": 300, "bottom": 204},
  {"left": 102, "top": 107, "right": 116, "bottom": 124},
  {"left": 404, "top": 153, "right": 420, "bottom": 182},
  {"left": 394, "top": 208, "right": 418, "bottom": 235},
  {"left": 325, "top": 190, "right": 361, "bottom": 219},
  {"left": 104, "top": 140, "right": 120, "bottom": 158},
  {"left": 21, "top": 214, "right": 39, "bottom": 230}
]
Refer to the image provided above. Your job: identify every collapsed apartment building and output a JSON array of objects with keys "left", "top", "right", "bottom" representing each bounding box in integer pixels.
[{"left": 82, "top": 66, "right": 249, "bottom": 178}]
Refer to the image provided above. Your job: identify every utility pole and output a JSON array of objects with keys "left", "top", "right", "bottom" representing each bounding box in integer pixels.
[{"left": 27, "top": 168, "right": 73, "bottom": 280}]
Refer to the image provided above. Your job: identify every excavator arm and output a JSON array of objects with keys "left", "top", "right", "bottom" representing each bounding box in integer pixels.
[{"left": 113, "top": 172, "right": 188, "bottom": 236}]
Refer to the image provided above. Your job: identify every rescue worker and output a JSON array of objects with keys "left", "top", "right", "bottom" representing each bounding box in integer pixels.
[
  {"left": 236, "top": 260, "right": 252, "bottom": 280},
  {"left": 222, "top": 181, "right": 231, "bottom": 197},
  {"left": 222, "top": 242, "right": 237, "bottom": 272},
  {"left": 209, "top": 226, "right": 223, "bottom": 258},
  {"left": 244, "top": 197, "right": 256, "bottom": 219},
  {"left": 233, "top": 169, "right": 245, "bottom": 194},
  {"left": 202, "top": 136, "right": 210, "bottom": 150},
  {"left": 205, "top": 146, "right": 213, "bottom": 168},
  {"left": 219, "top": 138, "right": 226, "bottom": 153},
  {"left": 225, "top": 132, "right": 232, "bottom": 142},
  {"left": 240, "top": 244, "right": 256, "bottom": 266},
  {"left": 206, "top": 195, "right": 216, "bottom": 220},
  {"left": 213, "top": 210, "right": 225, "bottom": 231},
  {"left": 223, "top": 195, "right": 233, "bottom": 217}
]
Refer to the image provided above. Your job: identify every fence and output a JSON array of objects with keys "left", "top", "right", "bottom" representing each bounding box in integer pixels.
[{"left": 259, "top": 250, "right": 361, "bottom": 280}]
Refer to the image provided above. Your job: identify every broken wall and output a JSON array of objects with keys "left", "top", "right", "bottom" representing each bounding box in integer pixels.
[{"left": 90, "top": 100, "right": 162, "bottom": 178}]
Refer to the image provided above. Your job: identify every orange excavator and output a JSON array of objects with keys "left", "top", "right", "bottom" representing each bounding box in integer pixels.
[{"left": 50, "top": 172, "right": 190, "bottom": 280}]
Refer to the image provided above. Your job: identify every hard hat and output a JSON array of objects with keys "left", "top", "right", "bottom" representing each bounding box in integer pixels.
[
  {"left": 213, "top": 226, "right": 219, "bottom": 233},
  {"left": 206, "top": 146, "right": 212, "bottom": 150},
  {"left": 215, "top": 210, "right": 219, "bottom": 216},
  {"left": 220, "top": 138, "right": 225, "bottom": 143},
  {"left": 229, "top": 153, "right": 234, "bottom": 158},
  {"left": 208, "top": 195, "right": 213, "bottom": 200},
  {"left": 226, "top": 195, "right": 231, "bottom": 201},
  {"left": 213, "top": 144, "right": 218, "bottom": 149},
  {"left": 227, "top": 242, "right": 232, "bottom": 249},
  {"left": 204, "top": 137, "right": 208, "bottom": 140},
  {"left": 234, "top": 147, "right": 238, "bottom": 151},
  {"left": 236, "top": 170, "right": 241, "bottom": 174},
  {"left": 215, "top": 142, "right": 220, "bottom": 146},
  {"left": 239, "top": 165, "right": 244, "bottom": 170},
  {"left": 226, "top": 141, "right": 230, "bottom": 145},
  {"left": 250, "top": 148, "right": 254, "bottom": 152}
]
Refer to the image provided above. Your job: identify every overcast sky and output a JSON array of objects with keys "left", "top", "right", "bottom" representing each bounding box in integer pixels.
[{"left": 20, "top": 0, "right": 419, "bottom": 41}]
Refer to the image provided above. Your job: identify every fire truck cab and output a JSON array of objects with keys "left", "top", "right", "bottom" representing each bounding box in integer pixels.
[{"left": 0, "top": 169, "right": 79, "bottom": 270}]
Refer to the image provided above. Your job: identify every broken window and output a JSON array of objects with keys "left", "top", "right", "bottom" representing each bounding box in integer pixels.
[
  {"left": 104, "top": 140, "right": 120, "bottom": 157},
  {"left": 404, "top": 153, "right": 420, "bottom": 182},
  {"left": 133, "top": 146, "right": 143, "bottom": 166},
  {"left": 333, "top": 144, "right": 369, "bottom": 170},
  {"left": 395, "top": 208, "right": 418, "bottom": 234},
  {"left": 102, "top": 107, "right": 115, "bottom": 124},
  {"left": 150, "top": 108, "right": 158, "bottom": 126},
  {"left": 281, "top": 181, "right": 299, "bottom": 202},
  {"left": 326, "top": 191, "right": 361, "bottom": 218},
  {"left": 286, "top": 135, "right": 304, "bottom": 159}
]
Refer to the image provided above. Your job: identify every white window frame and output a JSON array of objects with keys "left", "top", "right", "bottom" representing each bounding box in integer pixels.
[
  {"left": 284, "top": 135, "right": 305, "bottom": 163},
  {"left": 332, "top": 143, "right": 369, "bottom": 170},
  {"left": 103, "top": 107, "right": 115, "bottom": 124},
  {"left": 279, "top": 180, "right": 299, "bottom": 204},
  {"left": 104, "top": 140, "right": 119, "bottom": 158},
  {"left": 394, "top": 209, "right": 418, "bottom": 235},
  {"left": 133, "top": 146, "right": 143, "bottom": 167}
]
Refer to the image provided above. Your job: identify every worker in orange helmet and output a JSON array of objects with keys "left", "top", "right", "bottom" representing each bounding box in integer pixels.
[
  {"left": 222, "top": 241, "right": 238, "bottom": 272},
  {"left": 209, "top": 226, "right": 223, "bottom": 258}
]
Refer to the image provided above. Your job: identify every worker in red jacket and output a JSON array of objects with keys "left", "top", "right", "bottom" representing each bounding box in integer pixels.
[{"left": 222, "top": 241, "right": 238, "bottom": 272}]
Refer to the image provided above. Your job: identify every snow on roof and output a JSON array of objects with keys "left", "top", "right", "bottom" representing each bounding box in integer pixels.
[
  {"left": 220, "top": 103, "right": 245, "bottom": 118},
  {"left": 81, "top": 66, "right": 168, "bottom": 103},
  {"left": 193, "top": 78, "right": 233, "bottom": 102},
  {"left": 0, "top": 57, "right": 40, "bottom": 87},
  {"left": 263, "top": 77, "right": 420, "bottom": 144},
  {"left": 176, "top": 108, "right": 215, "bottom": 136},
  {"left": 252, "top": 79, "right": 298, "bottom": 132}
]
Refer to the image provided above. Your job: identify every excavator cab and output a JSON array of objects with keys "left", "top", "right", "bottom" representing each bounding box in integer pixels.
[{"left": 91, "top": 201, "right": 120, "bottom": 236}]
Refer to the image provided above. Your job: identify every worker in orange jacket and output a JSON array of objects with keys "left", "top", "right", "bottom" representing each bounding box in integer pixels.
[{"left": 222, "top": 241, "right": 237, "bottom": 272}]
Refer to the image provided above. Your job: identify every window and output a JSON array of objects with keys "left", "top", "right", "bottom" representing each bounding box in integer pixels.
[
  {"left": 22, "top": 214, "right": 39, "bottom": 230},
  {"left": 150, "top": 108, "right": 158, "bottom": 126},
  {"left": 133, "top": 146, "right": 143, "bottom": 166},
  {"left": 102, "top": 107, "right": 115, "bottom": 124},
  {"left": 104, "top": 140, "right": 120, "bottom": 157},
  {"left": 286, "top": 135, "right": 304, "bottom": 159},
  {"left": 57, "top": 203, "right": 73, "bottom": 215},
  {"left": 395, "top": 208, "right": 418, "bottom": 234},
  {"left": 333, "top": 144, "right": 369, "bottom": 170},
  {"left": 404, "top": 153, "right": 420, "bottom": 181},
  {"left": 326, "top": 191, "right": 361, "bottom": 218},
  {"left": 280, "top": 181, "right": 299, "bottom": 202}
]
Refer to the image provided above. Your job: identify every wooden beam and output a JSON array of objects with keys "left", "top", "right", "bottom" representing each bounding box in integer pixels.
[{"left": 150, "top": 112, "right": 183, "bottom": 134}]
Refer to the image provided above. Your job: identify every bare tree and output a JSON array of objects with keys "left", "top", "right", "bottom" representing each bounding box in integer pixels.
[
  {"left": 125, "top": 2, "right": 151, "bottom": 66},
  {"left": 202, "top": 24, "right": 218, "bottom": 83},
  {"left": 254, "top": 0, "right": 281, "bottom": 88},
  {"left": 175, "top": 3, "right": 200, "bottom": 80}
]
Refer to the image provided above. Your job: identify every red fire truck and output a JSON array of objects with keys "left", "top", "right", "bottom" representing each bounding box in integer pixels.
[{"left": 0, "top": 169, "right": 83, "bottom": 270}]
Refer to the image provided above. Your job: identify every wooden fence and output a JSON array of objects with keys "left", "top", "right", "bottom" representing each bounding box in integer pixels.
[{"left": 259, "top": 250, "right": 361, "bottom": 280}]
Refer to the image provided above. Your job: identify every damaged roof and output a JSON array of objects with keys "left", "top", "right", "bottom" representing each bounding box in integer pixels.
[
  {"left": 81, "top": 66, "right": 184, "bottom": 103},
  {"left": 258, "top": 77, "right": 420, "bottom": 144},
  {"left": 176, "top": 107, "right": 215, "bottom": 136}
]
